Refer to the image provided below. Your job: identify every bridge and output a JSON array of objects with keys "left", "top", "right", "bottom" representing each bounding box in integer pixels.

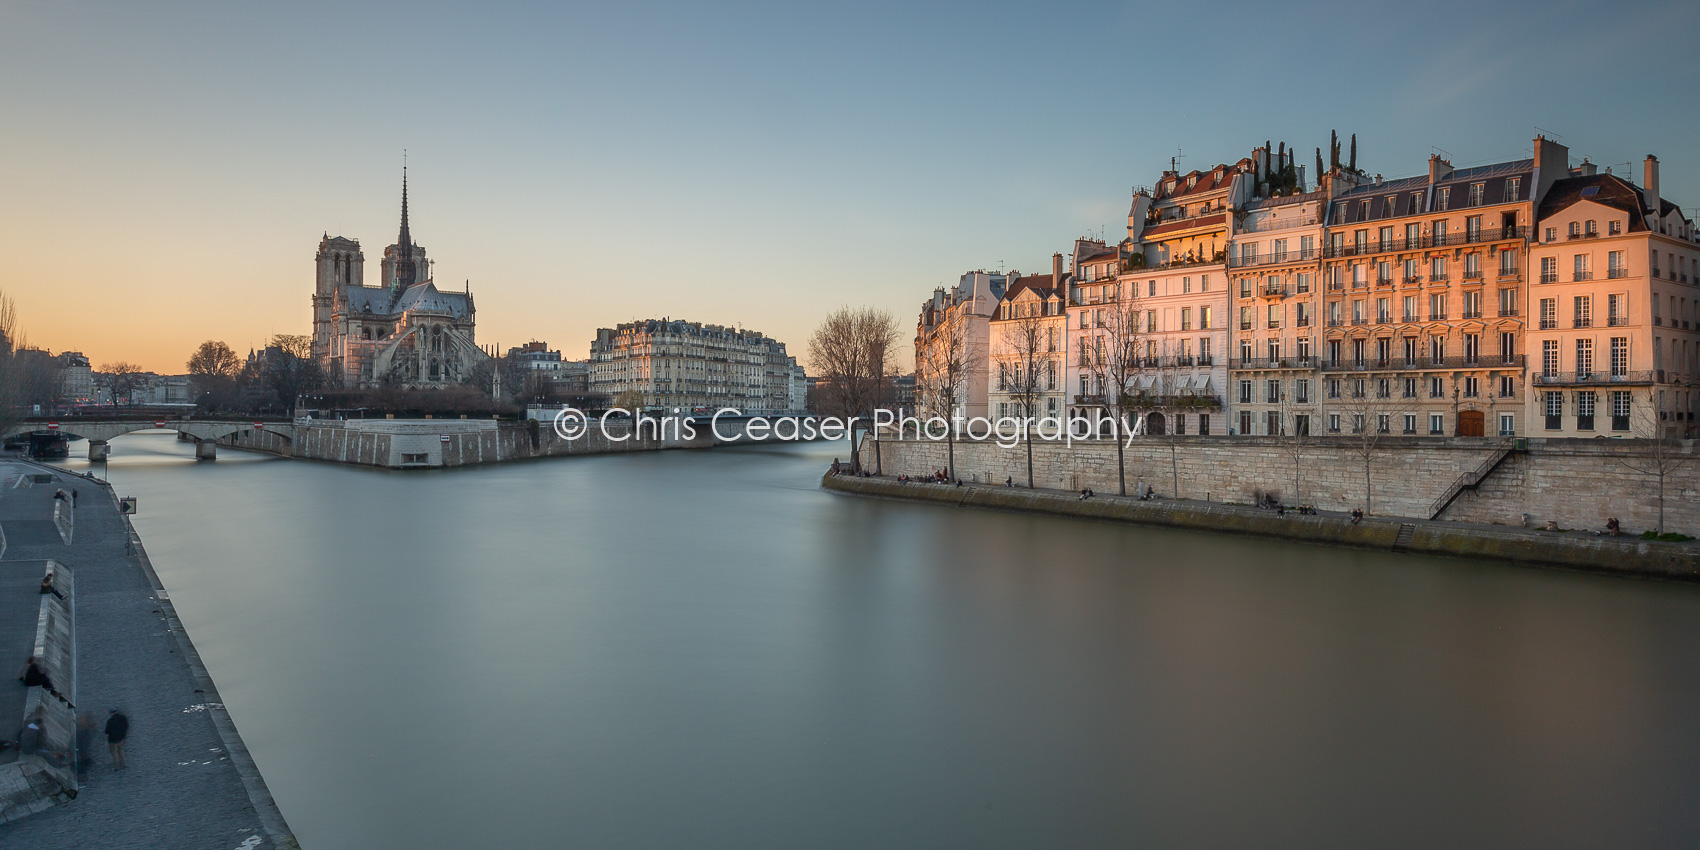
[{"left": 4, "top": 417, "right": 295, "bottom": 461}]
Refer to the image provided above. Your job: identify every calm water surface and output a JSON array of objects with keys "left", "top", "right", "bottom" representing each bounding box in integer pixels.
[{"left": 54, "top": 434, "right": 1700, "bottom": 848}]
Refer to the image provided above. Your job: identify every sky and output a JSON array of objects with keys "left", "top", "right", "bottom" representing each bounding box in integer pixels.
[{"left": 3, "top": 0, "right": 1698, "bottom": 374}]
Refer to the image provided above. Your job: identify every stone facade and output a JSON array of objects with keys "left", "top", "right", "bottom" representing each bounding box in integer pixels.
[{"left": 859, "top": 435, "right": 1699, "bottom": 534}]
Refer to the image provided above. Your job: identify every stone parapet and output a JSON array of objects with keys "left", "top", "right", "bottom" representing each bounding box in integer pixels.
[
  {"left": 821, "top": 474, "right": 1700, "bottom": 580},
  {"left": 0, "top": 560, "right": 77, "bottom": 824}
]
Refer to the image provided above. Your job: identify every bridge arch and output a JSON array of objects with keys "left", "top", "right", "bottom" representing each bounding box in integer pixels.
[{"left": 5, "top": 419, "right": 293, "bottom": 461}]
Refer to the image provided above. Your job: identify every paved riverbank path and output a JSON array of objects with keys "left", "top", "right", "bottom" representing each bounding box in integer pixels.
[{"left": 0, "top": 463, "right": 295, "bottom": 848}]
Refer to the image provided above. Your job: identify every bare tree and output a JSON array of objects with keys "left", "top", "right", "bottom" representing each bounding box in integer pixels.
[
  {"left": 186, "top": 340, "right": 241, "bottom": 411},
  {"left": 1339, "top": 375, "right": 1395, "bottom": 514},
  {"left": 99, "top": 362, "right": 146, "bottom": 407},
  {"left": 0, "top": 291, "right": 26, "bottom": 437},
  {"left": 257, "top": 334, "right": 325, "bottom": 413},
  {"left": 1615, "top": 390, "right": 1696, "bottom": 534},
  {"left": 1083, "top": 282, "right": 1144, "bottom": 495},
  {"left": 809, "top": 306, "right": 899, "bottom": 421},
  {"left": 916, "top": 305, "right": 980, "bottom": 479},
  {"left": 998, "top": 303, "right": 1049, "bottom": 487},
  {"left": 1276, "top": 378, "right": 1310, "bottom": 505}
]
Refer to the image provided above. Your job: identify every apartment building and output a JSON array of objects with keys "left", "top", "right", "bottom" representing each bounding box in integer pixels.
[
  {"left": 588, "top": 319, "right": 800, "bottom": 414},
  {"left": 915, "top": 270, "right": 1010, "bottom": 419},
  {"left": 1226, "top": 159, "right": 1328, "bottom": 436},
  {"left": 1527, "top": 156, "right": 1699, "bottom": 438},
  {"left": 1085, "top": 157, "right": 1256, "bottom": 435},
  {"left": 1315, "top": 136, "right": 1566, "bottom": 438},
  {"left": 989, "top": 271, "right": 1068, "bottom": 421}
]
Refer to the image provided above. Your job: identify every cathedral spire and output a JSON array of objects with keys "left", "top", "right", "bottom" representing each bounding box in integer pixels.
[{"left": 393, "top": 155, "right": 418, "bottom": 291}]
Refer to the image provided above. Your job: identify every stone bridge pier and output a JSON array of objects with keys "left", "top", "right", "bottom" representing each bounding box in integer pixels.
[
  {"left": 195, "top": 439, "right": 216, "bottom": 460},
  {"left": 88, "top": 440, "right": 110, "bottom": 462}
]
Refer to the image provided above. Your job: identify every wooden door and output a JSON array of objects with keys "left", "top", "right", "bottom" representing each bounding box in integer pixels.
[{"left": 1457, "top": 410, "right": 1485, "bottom": 437}]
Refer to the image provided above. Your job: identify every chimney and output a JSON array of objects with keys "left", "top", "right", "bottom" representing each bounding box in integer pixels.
[
  {"left": 1052, "top": 252, "right": 1065, "bottom": 283},
  {"left": 1532, "top": 135, "right": 1569, "bottom": 206},
  {"left": 1644, "top": 154, "right": 1661, "bottom": 221},
  {"left": 1573, "top": 158, "right": 1597, "bottom": 177},
  {"left": 1428, "top": 154, "right": 1453, "bottom": 184}
]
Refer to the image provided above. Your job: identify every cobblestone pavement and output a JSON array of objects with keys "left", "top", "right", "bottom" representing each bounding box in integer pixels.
[{"left": 0, "top": 469, "right": 294, "bottom": 849}]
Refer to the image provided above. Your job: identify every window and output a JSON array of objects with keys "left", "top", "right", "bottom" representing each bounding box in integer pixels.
[
  {"left": 1544, "top": 391, "right": 1564, "bottom": 430},
  {"left": 1403, "top": 377, "right": 1417, "bottom": 398},
  {"left": 1239, "top": 380, "right": 1253, "bottom": 404},
  {"left": 1327, "top": 378, "right": 1340, "bottom": 399},
  {"left": 1430, "top": 376, "right": 1444, "bottom": 398},
  {"left": 1466, "top": 215, "right": 1482, "bottom": 240},
  {"left": 1200, "top": 275, "right": 1209, "bottom": 292},
  {"left": 1539, "top": 298, "right": 1557, "bottom": 330},
  {"left": 1431, "top": 256, "right": 1448, "bottom": 281},
  {"left": 1585, "top": 220, "right": 1598, "bottom": 236},
  {"left": 1499, "top": 331, "right": 1515, "bottom": 362},
  {"left": 1146, "top": 310, "right": 1157, "bottom": 333},
  {"left": 1353, "top": 414, "right": 1365, "bottom": 434},
  {"left": 1295, "top": 379, "right": 1310, "bottom": 404},
  {"left": 1499, "top": 376, "right": 1515, "bottom": 398},
  {"left": 1573, "top": 295, "right": 1592, "bottom": 328},
  {"left": 1328, "top": 413, "right": 1341, "bottom": 433},
  {"left": 1498, "top": 288, "right": 1517, "bottom": 317},
  {"left": 1577, "top": 391, "right": 1596, "bottom": 431},
  {"left": 1540, "top": 256, "right": 1557, "bottom": 283},
  {"left": 1379, "top": 226, "right": 1394, "bottom": 251},
  {"left": 1403, "top": 295, "right": 1418, "bottom": 322},
  {"left": 1241, "top": 278, "right": 1253, "bottom": 298},
  {"left": 1429, "top": 413, "right": 1444, "bottom": 435},
  {"left": 1545, "top": 226, "right": 1556, "bottom": 242},
  {"left": 1568, "top": 221, "right": 1580, "bottom": 238},
  {"left": 1296, "top": 302, "right": 1310, "bottom": 327},
  {"left": 1180, "top": 308, "right": 1191, "bottom": 331},
  {"left": 1403, "top": 414, "right": 1417, "bottom": 434},
  {"left": 1377, "top": 377, "right": 1391, "bottom": 398},
  {"left": 1296, "top": 272, "right": 1311, "bottom": 293},
  {"left": 1465, "top": 252, "right": 1481, "bottom": 278},
  {"left": 1199, "top": 306, "right": 1212, "bottom": 330},
  {"left": 1608, "top": 220, "right": 1621, "bottom": 236},
  {"left": 1240, "top": 305, "right": 1253, "bottom": 330},
  {"left": 1607, "top": 251, "right": 1625, "bottom": 279},
  {"left": 1182, "top": 276, "right": 1191, "bottom": 294},
  {"left": 1463, "top": 376, "right": 1478, "bottom": 398},
  {"left": 1429, "top": 293, "right": 1446, "bottom": 321},
  {"left": 1506, "top": 177, "right": 1520, "bottom": 202},
  {"left": 1499, "top": 249, "right": 1516, "bottom": 276},
  {"left": 1265, "top": 379, "right": 1281, "bottom": 404},
  {"left": 1463, "top": 291, "right": 1481, "bottom": 319},
  {"left": 1468, "top": 184, "right": 1484, "bottom": 207},
  {"left": 1542, "top": 340, "right": 1559, "bottom": 377},
  {"left": 1611, "top": 390, "right": 1631, "bottom": 431},
  {"left": 1610, "top": 337, "right": 1628, "bottom": 376},
  {"left": 1499, "top": 414, "right": 1515, "bottom": 437},
  {"left": 1573, "top": 254, "right": 1591, "bottom": 281},
  {"left": 1436, "top": 187, "right": 1450, "bottom": 210}
]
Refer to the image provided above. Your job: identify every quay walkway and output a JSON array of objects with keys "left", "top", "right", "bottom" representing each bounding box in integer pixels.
[{"left": 0, "top": 461, "right": 295, "bottom": 848}]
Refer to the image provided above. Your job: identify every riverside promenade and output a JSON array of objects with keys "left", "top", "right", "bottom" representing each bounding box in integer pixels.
[
  {"left": 822, "top": 471, "right": 1700, "bottom": 581},
  {"left": 0, "top": 461, "right": 295, "bottom": 848}
]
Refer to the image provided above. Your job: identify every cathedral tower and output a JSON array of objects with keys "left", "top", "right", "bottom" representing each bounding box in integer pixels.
[{"left": 313, "top": 235, "right": 363, "bottom": 364}]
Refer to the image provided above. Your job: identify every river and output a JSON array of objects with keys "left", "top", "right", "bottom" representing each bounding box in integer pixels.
[{"left": 51, "top": 433, "right": 1700, "bottom": 848}]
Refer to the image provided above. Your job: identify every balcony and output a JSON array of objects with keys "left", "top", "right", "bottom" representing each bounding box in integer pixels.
[
  {"left": 1462, "top": 271, "right": 1484, "bottom": 283},
  {"left": 1462, "top": 310, "right": 1482, "bottom": 319},
  {"left": 1320, "top": 226, "right": 1529, "bottom": 258},
  {"left": 1533, "top": 371, "right": 1654, "bottom": 386},
  {"left": 1261, "top": 284, "right": 1288, "bottom": 297},
  {"left": 1607, "top": 268, "right": 1628, "bottom": 279},
  {"left": 1574, "top": 271, "right": 1594, "bottom": 281},
  {"left": 1296, "top": 316, "right": 1310, "bottom": 327},
  {"left": 1498, "top": 308, "right": 1519, "bottom": 317},
  {"left": 1321, "top": 355, "right": 1526, "bottom": 373},
  {"left": 1327, "top": 317, "right": 1343, "bottom": 327},
  {"left": 1402, "top": 275, "right": 1422, "bottom": 286},
  {"left": 1229, "top": 248, "right": 1319, "bottom": 269},
  {"left": 1573, "top": 318, "right": 1592, "bottom": 328},
  {"left": 1376, "top": 276, "right": 1395, "bottom": 288},
  {"left": 1430, "top": 312, "right": 1448, "bottom": 321},
  {"left": 1607, "top": 315, "right": 1628, "bottom": 326},
  {"left": 1228, "top": 356, "right": 1319, "bottom": 370},
  {"left": 1539, "top": 318, "right": 1558, "bottom": 329},
  {"left": 1351, "top": 317, "right": 1369, "bottom": 326},
  {"left": 1539, "top": 273, "right": 1559, "bottom": 284}
]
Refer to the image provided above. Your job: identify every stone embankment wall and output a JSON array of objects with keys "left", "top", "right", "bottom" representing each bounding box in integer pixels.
[
  {"left": 858, "top": 435, "right": 1700, "bottom": 534},
  {"left": 221, "top": 418, "right": 712, "bottom": 469},
  {"left": 821, "top": 474, "right": 1700, "bottom": 580},
  {"left": 0, "top": 561, "right": 77, "bottom": 823}
]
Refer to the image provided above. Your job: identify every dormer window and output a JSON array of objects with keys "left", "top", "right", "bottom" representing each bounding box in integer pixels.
[
  {"left": 1189, "top": 175, "right": 1198, "bottom": 188},
  {"left": 1437, "top": 187, "right": 1450, "bottom": 210},
  {"left": 1411, "top": 192, "right": 1423, "bottom": 213},
  {"left": 1469, "top": 182, "right": 1485, "bottom": 206},
  {"left": 1506, "top": 178, "right": 1520, "bottom": 201},
  {"left": 1609, "top": 220, "right": 1622, "bottom": 235}
]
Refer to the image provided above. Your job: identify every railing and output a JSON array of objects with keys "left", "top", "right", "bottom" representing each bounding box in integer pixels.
[
  {"left": 1428, "top": 440, "right": 1520, "bottom": 519},
  {"left": 1461, "top": 310, "right": 1481, "bottom": 319},
  {"left": 1565, "top": 231, "right": 1600, "bottom": 240},
  {"left": 1327, "top": 317, "right": 1343, "bottom": 327},
  {"left": 1539, "top": 318, "right": 1558, "bottom": 329},
  {"left": 1608, "top": 268, "right": 1628, "bottom": 279},
  {"left": 1430, "top": 312, "right": 1448, "bottom": 320},
  {"left": 1261, "top": 284, "right": 1288, "bottom": 296},
  {"left": 1228, "top": 357, "right": 1319, "bottom": 370},
  {"left": 1573, "top": 318, "right": 1592, "bottom": 328},
  {"left": 1229, "top": 248, "right": 1319, "bottom": 269},
  {"left": 1321, "top": 355, "right": 1526, "bottom": 372},
  {"left": 1574, "top": 271, "right": 1594, "bottom": 281},
  {"left": 1498, "top": 308, "right": 1518, "bottom": 317},
  {"left": 1321, "top": 227, "right": 1529, "bottom": 258},
  {"left": 1238, "top": 215, "right": 1319, "bottom": 234},
  {"left": 1532, "top": 371, "right": 1654, "bottom": 386},
  {"left": 1352, "top": 317, "right": 1369, "bottom": 325},
  {"left": 1296, "top": 316, "right": 1310, "bottom": 327}
]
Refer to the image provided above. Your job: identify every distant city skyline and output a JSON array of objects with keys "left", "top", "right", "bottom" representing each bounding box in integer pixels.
[{"left": 3, "top": 0, "right": 1697, "bottom": 373}]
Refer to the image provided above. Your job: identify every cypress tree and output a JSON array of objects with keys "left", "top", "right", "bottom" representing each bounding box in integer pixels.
[
  {"left": 1316, "top": 147, "right": 1325, "bottom": 177},
  {"left": 1349, "top": 134, "right": 1358, "bottom": 172},
  {"left": 1329, "top": 130, "right": 1340, "bottom": 170}
]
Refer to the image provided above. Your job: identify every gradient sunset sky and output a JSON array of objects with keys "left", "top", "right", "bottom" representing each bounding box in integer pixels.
[{"left": 4, "top": 0, "right": 1697, "bottom": 373}]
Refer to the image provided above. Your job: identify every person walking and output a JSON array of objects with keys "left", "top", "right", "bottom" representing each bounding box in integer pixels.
[
  {"left": 105, "top": 708, "right": 129, "bottom": 771},
  {"left": 71, "top": 488, "right": 78, "bottom": 507}
]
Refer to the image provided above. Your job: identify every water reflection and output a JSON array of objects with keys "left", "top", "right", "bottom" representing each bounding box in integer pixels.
[{"left": 52, "top": 434, "right": 1700, "bottom": 848}]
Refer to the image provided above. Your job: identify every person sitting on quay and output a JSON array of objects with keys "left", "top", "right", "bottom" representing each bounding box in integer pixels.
[
  {"left": 1078, "top": 488, "right": 1094, "bottom": 500},
  {"left": 17, "top": 655, "right": 72, "bottom": 707},
  {"left": 1005, "top": 476, "right": 1013, "bottom": 487},
  {"left": 1606, "top": 517, "right": 1621, "bottom": 536},
  {"left": 1350, "top": 508, "right": 1364, "bottom": 525},
  {"left": 1144, "top": 485, "right": 1155, "bottom": 500},
  {"left": 39, "top": 573, "right": 65, "bottom": 600}
]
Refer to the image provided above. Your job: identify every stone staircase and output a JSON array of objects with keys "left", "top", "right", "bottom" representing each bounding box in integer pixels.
[{"left": 1427, "top": 441, "right": 1522, "bottom": 520}]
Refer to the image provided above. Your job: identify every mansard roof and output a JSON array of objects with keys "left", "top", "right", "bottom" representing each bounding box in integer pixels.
[
  {"left": 1153, "top": 159, "right": 1251, "bottom": 201},
  {"left": 1536, "top": 173, "right": 1652, "bottom": 230},
  {"left": 1331, "top": 158, "right": 1534, "bottom": 226}
]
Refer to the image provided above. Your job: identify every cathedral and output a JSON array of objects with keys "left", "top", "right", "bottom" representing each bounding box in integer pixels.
[{"left": 310, "top": 171, "right": 487, "bottom": 388}]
